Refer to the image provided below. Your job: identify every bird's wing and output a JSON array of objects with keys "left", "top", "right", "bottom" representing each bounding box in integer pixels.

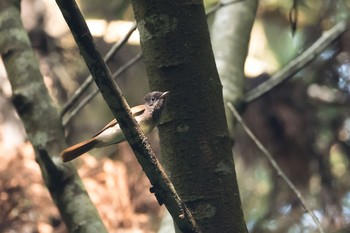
[
  {"left": 92, "top": 105, "right": 146, "bottom": 137},
  {"left": 131, "top": 105, "right": 146, "bottom": 117}
]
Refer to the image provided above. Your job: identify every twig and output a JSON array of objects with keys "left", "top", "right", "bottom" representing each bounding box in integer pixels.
[
  {"left": 227, "top": 102, "right": 324, "bottom": 233},
  {"left": 62, "top": 52, "right": 143, "bottom": 126},
  {"left": 245, "top": 21, "right": 347, "bottom": 103},
  {"left": 55, "top": 0, "right": 200, "bottom": 232},
  {"left": 60, "top": 22, "right": 137, "bottom": 118}
]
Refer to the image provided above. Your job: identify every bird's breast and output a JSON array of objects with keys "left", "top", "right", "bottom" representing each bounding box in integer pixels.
[
  {"left": 95, "top": 115, "right": 156, "bottom": 147},
  {"left": 95, "top": 124, "right": 124, "bottom": 147},
  {"left": 137, "top": 115, "right": 156, "bottom": 135}
]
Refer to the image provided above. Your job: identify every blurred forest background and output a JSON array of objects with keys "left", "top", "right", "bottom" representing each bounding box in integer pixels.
[{"left": 1, "top": 0, "right": 350, "bottom": 232}]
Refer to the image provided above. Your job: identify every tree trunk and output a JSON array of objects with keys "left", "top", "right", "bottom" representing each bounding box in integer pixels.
[
  {"left": 0, "top": 1, "right": 107, "bottom": 232},
  {"left": 211, "top": 0, "right": 258, "bottom": 134},
  {"left": 130, "top": 0, "right": 248, "bottom": 232}
]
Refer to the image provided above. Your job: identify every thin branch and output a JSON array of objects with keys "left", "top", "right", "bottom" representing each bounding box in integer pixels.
[
  {"left": 112, "top": 52, "right": 143, "bottom": 79},
  {"left": 105, "top": 23, "right": 137, "bottom": 60},
  {"left": 62, "top": 52, "right": 143, "bottom": 126},
  {"left": 55, "top": 0, "right": 200, "bottom": 232},
  {"left": 62, "top": 87, "right": 97, "bottom": 127},
  {"left": 245, "top": 21, "right": 347, "bottom": 103},
  {"left": 60, "top": 22, "right": 137, "bottom": 118},
  {"left": 227, "top": 103, "right": 324, "bottom": 233},
  {"left": 61, "top": 0, "right": 245, "bottom": 124}
]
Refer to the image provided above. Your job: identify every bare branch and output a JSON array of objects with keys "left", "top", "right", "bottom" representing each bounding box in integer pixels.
[
  {"left": 245, "top": 21, "right": 347, "bottom": 103},
  {"left": 227, "top": 103, "right": 324, "bottom": 233},
  {"left": 60, "top": 22, "right": 137, "bottom": 118},
  {"left": 111, "top": 52, "right": 143, "bottom": 80},
  {"left": 62, "top": 52, "right": 143, "bottom": 126}
]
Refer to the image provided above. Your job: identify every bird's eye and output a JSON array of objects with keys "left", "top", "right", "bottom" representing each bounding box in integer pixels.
[{"left": 151, "top": 97, "right": 156, "bottom": 102}]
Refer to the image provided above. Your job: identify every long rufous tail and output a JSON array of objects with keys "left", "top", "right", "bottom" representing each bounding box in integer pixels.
[{"left": 60, "top": 138, "right": 99, "bottom": 162}]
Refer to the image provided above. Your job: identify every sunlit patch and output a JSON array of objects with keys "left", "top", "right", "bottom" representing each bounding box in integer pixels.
[
  {"left": 279, "top": 204, "right": 292, "bottom": 215},
  {"left": 339, "top": 118, "right": 350, "bottom": 143},
  {"left": 337, "top": 62, "right": 350, "bottom": 93},
  {"left": 320, "top": 48, "right": 337, "bottom": 60},
  {"left": 307, "top": 84, "right": 339, "bottom": 103},
  {"left": 105, "top": 21, "right": 140, "bottom": 45},
  {"left": 85, "top": 19, "right": 140, "bottom": 45},
  {"left": 330, "top": 144, "right": 348, "bottom": 178},
  {"left": 86, "top": 19, "right": 107, "bottom": 37},
  {"left": 301, "top": 210, "right": 323, "bottom": 230},
  {"left": 342, "top": 192, "right": 350, "bottom": 222}
]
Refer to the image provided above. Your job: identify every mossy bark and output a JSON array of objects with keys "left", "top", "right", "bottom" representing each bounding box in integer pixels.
[{"left": 0, "top": 1, "right": 107, "bottom": 232}]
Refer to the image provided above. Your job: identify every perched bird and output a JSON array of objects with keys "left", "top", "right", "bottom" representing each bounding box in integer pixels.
[{"left": 60, "top": 91, "right": 169, "bottom": 162}]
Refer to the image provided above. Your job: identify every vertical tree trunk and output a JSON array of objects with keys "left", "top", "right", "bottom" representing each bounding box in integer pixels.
[
  {"left": 0, "top": 1, "right": 107, "bottom": 232},
  {"left": 130, "top": 0, "right": 247, "bottom": 232}
]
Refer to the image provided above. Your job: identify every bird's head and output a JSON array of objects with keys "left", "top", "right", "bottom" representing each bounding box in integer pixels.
[
  {"left": 144, "top": 91, "right": 169, "bottom": 119},
  {"left": 144, "top": 91, "right": 169, "bottom": 106}
]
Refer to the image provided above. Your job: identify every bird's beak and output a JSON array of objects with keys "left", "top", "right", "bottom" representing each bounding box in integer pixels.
[{"left": 160, "top": 91, "right": 170, "bottom": 99}]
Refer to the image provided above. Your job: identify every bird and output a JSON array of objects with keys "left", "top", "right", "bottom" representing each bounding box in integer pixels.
[{"left": 60, "top": 91, "right": 169, "bottom": 162}]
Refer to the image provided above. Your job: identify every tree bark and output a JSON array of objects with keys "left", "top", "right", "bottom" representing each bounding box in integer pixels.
[
  {"left": 0, "top": 1, "right": 107, "bottom": 232},
  {"left": 54, "top": 0, "right": 200, "bottom": 231},
  {"left": 211, "top": 0, "right": 258, "bottom": 134},
  {"left": 130, "top": 0, "right": 248, "bottom": 232}
]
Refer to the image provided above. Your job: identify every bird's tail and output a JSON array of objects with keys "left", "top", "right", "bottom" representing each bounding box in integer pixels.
[{"left": 60, "top": 138, "right": 99, "bottom": 162}]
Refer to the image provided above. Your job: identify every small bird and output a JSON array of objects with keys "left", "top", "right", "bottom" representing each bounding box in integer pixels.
[{"left": 60, "top": 91, "right": 169, "bottom": 162}]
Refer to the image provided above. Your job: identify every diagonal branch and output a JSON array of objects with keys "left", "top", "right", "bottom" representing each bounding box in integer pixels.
[
  {"left": 62, "top": 52, "right": 143, "bottom": 127},
  {"left": 60, "top": 22, "right": 137, "bottom": 118},
  {"left": 227, "top": 103, "right": 324, "bottom": 233},
  {"left": 245, "top": 21, "right": 347, "bottom": 103},
  {"left": 54, "top": 0, "right": 200, "bottom": 232}
]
